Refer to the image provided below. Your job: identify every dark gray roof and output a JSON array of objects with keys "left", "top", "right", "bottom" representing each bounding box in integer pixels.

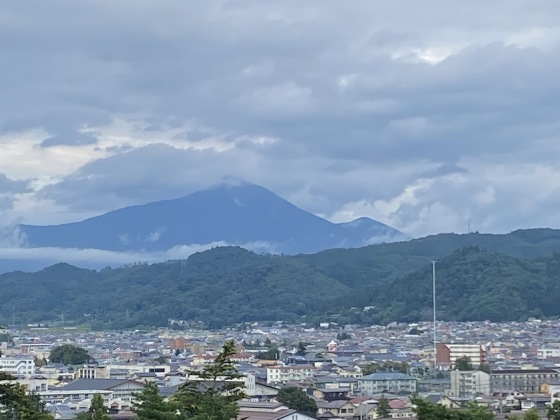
[
  {"left": 360, "top": 372, "right": 416, "bottom": 381},
  {"left": 59, "top": 378, "right": 140, "bottom": 391},
  {"left": 159, "top": 384, "right": 181, "bottom": 397},
  {"left": 135, "top": 372, "right": 157, "bottom": 377},
  {"left": 45, "top": 404, "right": 76, "bottom": 420}
]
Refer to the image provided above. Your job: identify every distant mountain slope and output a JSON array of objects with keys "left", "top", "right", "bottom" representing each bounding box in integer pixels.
[
  {"left": 325, "top": 246, "right": 560, "bottom": 325},
  {"left": 3, "top": 234, "right": 560, "bottom": 329},
  {"left": 19, "top": 183, "right": 407, "bottom": 254},
  {"left": 294, "top": 228, "right": 560, "bottom": 287}
]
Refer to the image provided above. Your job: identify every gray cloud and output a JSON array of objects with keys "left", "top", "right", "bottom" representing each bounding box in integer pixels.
[
  {"left": 0, "top": 174, "right": 30, "bottom": 193},
  {"left": 2, "top": 1, "right": 560, "bottom": 238}
]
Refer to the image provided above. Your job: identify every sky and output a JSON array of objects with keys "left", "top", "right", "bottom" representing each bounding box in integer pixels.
[{"left": 2, "top": 0, "right": 560, "bottom": 259}]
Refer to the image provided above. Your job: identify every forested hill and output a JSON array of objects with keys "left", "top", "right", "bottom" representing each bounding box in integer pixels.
[
  {"left": 3, "top": 228, "right": 560, "bottom": 329},
  {"left": 325, "top": 246, "right": 560, "bottom": 325}
]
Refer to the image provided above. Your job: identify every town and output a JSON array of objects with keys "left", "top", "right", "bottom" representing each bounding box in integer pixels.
[{"left": 3, "top": 319, "right": 560, "bottom": 418}]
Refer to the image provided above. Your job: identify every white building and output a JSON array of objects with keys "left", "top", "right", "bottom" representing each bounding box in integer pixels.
[
  {"left": 266, "top": 365, "right": 316, "bottom": 384},
  {"left": 537, "top": 348, "right": 560, "bottom": 359},
  {"left": 357, "top": 372, "right": 417, "bottom": 395},
  {"left": 436, "top": 343, "right": 486, "bottom": 369},
  {"left": 450, "top": 370, "right": 490, "bottom": 398},
  {"left": 0, "top": 356, "right": 35, "bottom": 376},
  {"left": 39, "top": 378, "right": 144, "bottom": 410}
]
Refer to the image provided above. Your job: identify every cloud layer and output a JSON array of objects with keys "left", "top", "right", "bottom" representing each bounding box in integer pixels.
[{"left": 2, "top": 0, "right": 560, "bottom": 257}]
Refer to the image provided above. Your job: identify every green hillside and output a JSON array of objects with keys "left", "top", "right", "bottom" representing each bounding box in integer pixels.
[
  {"left": 3, "top": 229, "right": 560, "bottom": 329},
  {"left": 323, "top": 246, "right": 560, "bottom": 325}
]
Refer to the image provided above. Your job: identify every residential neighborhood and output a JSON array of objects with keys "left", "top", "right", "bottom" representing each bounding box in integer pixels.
[{"left": 3, "top": 318, "right": 560, "bottom": 418}]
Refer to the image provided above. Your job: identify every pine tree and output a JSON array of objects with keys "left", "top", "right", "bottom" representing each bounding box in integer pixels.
[
  {"left": 455, "top": 356, "right": 474, "bottom": 371},
  {"left": 277, "top": 387, "right": 317, "bottom": 417},
  {"left": 548, "top": 401, "right": 560, "bottom": 420},
  {"left": 133, "top": 381, "right": 182, "bottom": 420},
  {"left": 91, "top": 393, "right": 109, "bottom": 420},
  {"left": 377, "top": 396, "right": 391, "bottom": 418},
  {"left": 523, "top": 408, "right": 540, "bottom": 420},
  {"left": 0, "top": 371, "right": 53, "bottom": 419},
  {"left": 296, "top": 342, "right": 306, "bottom": 356},
  {"left": 174, "top": 340, "right": 246, "bottom": 420}
]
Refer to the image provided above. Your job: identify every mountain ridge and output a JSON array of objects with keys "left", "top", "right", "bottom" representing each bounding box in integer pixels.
[
  {"left": 3, "top": 228, "right": 560, "bottom": 328},
  {"left": 19, "top": 183, "right": 407, "bottom": 255}
]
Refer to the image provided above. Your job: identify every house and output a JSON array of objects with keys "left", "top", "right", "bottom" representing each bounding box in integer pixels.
[
  {"left": 316, "top": 399, "right": 356, "bottom": 417},
  {"left": 44, "top": 403, "right": 76, "bottom": 420},
  {"left": 520, "top": 394, "right": 550, "bottom": 411},
  {"left": 237, "top": 400, "right": 316, "bottom": 419},
  {"left": 312, "top": 375, "right": 359, "bottom": 396},
  {"left": 245, "top": 374, "right": 279, "bottom": 400},
  {"left": 357, "top": 372, "right": 417, "bottom": 395},
  {"left": 313, "top": 387, "right": 351, "bottom": 401},
  {"left": 352, "top": 403, "right": 378, "bottom": 420},
  {"left": 424, "top": 394, "right": 462, "bottom": 409}
]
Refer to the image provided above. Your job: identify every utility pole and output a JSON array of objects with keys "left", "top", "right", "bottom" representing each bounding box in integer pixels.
[{"left": 432, "top": 261, "right": 437, "bottom": 375}]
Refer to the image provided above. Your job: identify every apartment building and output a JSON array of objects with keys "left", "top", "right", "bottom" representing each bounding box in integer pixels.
[
  {"left": 436, "top": 343, "right": 485, "bottom": 369},
  {"left": 537, "top": 347, "right": 560, "bottom": 359},
  {"left": 491, "top": 369, "right": 560, "bottom": 393},
  {"left": 0, "top": 356, "right": 35, "bottom": 376},
  {"left": 266, "top": 364, "right": 316, "bottom": 384},
  {"left": 450, "top": 370, "right": 490, "bottom": 398},
  {"left": 357, "top": 372, "right": 417, "bottom": 395}
]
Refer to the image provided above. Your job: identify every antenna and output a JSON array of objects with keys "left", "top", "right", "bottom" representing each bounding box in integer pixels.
[{"left": 431, "top": 261, "right": 437, "bottom": 374}]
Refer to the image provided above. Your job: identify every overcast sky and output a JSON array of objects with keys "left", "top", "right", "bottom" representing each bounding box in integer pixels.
[{"left": 2, "top": 0, "right": 560, "bottom": 245}]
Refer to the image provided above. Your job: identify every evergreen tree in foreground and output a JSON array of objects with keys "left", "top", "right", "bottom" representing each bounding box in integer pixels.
[
  {"left": 376, "top": 395, "right": 391, "bottom": 418},
  {"left": 174, "top": 340, "right": 246, "bottom": 419},
  {"left": 548, "top": 400, "right": 560, "bottom": 420},
  {"left": 412, "top": 397, "right": 494, "bottom": 419},
  {"left": 75, "top": 393, "right": 109, "bottom": 420},
  {"left": 277, "top": 387, "right": 317, "bottom": 417},
  {"left": 133, "top": 381, "right": 182, "bottom": 420},
  {"left": 0, "top": 371, "right": 53, "bottom": 419},
  {"left": 132, "top": 340, "right": 246, "bottom": 420}
]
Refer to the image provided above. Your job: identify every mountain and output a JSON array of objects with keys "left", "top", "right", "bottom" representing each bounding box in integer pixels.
[
  {"left": 325, "top": 246, "right": 560, "bottom": 325},
  {"left": 19, "top": 183, "right": 407, "bottom": 255},
  {"left": 4, "top": 230, "right": 560, "bottom": 329}
]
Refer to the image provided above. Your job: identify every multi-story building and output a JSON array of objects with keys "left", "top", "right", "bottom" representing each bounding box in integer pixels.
[
  {"left": 537, "top": 348, "right": 560, "bottom": 359},
  {"left": 436, "top": 343, "right": 486, "bottom": 369},
  {"left": 450, "top": 370, "right": 490, "bottom": 398},
  {"left": 75, "top": 365, "right": 110, "bottom": 379},
  {"left": 266, "top": 365, "right": 316, "bottom": 384},
  {"left": 39, "top": 378, "right": 144, "bottom": 410},
  {"left": 491, "top": 369, "right": 560, "bottom": 394},
  {"left": 548, "top": 382, "right": 560, "bottom": 404},
  {"left": 357, "top": 372, "right": 417, "bottom": 395},
  {"left": 0, "top": 356, "right": 35, "bottom": 376},
  {"left": 19, "top": 343, "right": 53, "bottom": 360}
]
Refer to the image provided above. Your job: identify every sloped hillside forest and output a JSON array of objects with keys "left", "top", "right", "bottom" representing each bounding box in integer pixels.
[{"left": 3, "top": 229, "right": 560, "bottom": 329}]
